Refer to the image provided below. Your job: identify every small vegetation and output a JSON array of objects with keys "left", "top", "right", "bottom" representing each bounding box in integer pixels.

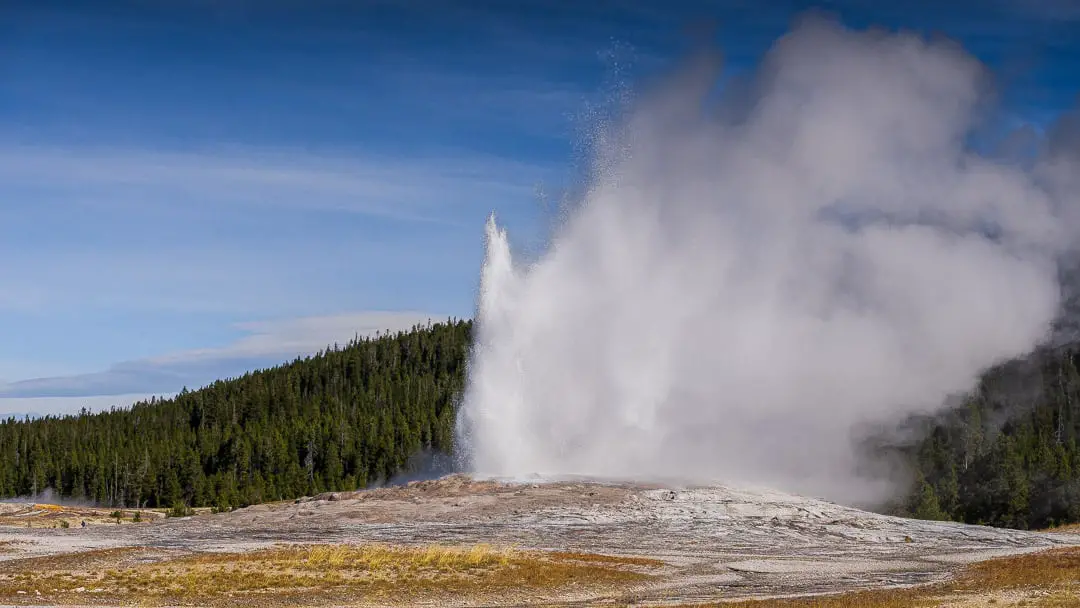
[
  {"left": 0, "top": 543, "right": 656, "bottom": 606},
  {"left": 708, "top": 546, "right": 1080, "bottom": 608},
  {"left": 165, "top": 502, "right": 194, "bottom": 518},
  {"left": 954, "top": 547, "right": 1080, "bottom": 592},
  {"left": 1044, "top": 522, "right": 1080, "bottom": 534}
]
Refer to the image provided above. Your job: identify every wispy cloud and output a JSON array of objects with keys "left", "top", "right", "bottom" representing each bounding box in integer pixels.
[
  {"left": 0, "top": 142, "right": 554, "bottom": 319},
  {"left": 0, "top": 145, "right": 554, "bottom": 223},
  {"left": 0, "top": 310, "right": 444, "bottom": 400},
  {"left": 145, "top": 311, "right": 444, "bottom": 365}
]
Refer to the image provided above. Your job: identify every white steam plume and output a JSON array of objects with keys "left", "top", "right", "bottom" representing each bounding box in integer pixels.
[{"left": 457, "top": 16, "right": 1080, "bottom": 504}]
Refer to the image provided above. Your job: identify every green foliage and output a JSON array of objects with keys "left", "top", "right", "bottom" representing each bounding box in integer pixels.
[
  {"left": 0, "top": 320, "right": 470, "bottom": 509},
  {"left": 6, "top": 313, "right": 1079, "bottom": 532},
  {"left": 131, "top": 511, "right": 142, "bottom": 523},
  {"left": 59, "top": 520, "right": 69, "bottom": 529},
  {"left": 898, "top": 347, "right": 1080, "bottom": 530},
  {"left": 911, "top": 477, "right": 949, "bottom": 521},
  {"left": 167, "top": 501, "right": 194, "bottom": 518}
]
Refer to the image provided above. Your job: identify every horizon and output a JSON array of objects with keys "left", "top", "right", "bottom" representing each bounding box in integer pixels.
[{"left": 2, "top": 0, "right": 1079, "bottom": 418}]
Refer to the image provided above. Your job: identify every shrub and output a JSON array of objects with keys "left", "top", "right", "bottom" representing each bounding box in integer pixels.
[{"left": 166, "top": 501, "right": 194, "bottom": 518}]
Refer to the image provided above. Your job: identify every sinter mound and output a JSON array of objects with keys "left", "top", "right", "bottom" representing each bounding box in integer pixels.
[{"left": 0, "top": 475, "right": 1077, "bottom": 605}]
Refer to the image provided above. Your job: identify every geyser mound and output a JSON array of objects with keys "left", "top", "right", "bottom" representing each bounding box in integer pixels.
[{"left": 457, "top": 16, "right": 1080, "bottom": 505}]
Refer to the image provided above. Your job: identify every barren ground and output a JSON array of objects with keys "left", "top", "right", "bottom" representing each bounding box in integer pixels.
[{"left": 0, "top": 475, "right": 1077, "bottom": 606}]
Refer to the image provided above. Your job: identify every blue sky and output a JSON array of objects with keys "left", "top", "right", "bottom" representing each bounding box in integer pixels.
[{"left": 1, "top": 0, "right": 1078, "bottom": 417}]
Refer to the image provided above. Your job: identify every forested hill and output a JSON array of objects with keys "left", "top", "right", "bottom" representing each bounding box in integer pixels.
[
  {"left": 891, "top": 346, "right": 1080, "bottom": 530},
  {"left": 3, "top": 316, "right": 1080, "bottom": 530},
  {"left": 0, "top": 320, "right": 471, "bottom": 510}
]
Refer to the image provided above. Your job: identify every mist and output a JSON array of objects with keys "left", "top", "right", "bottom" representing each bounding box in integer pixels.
[
  {"left": 457, "top": 15, "right": 1080, "bottom": 505},
  {"left": 0, "top": 487, "right": 100, "bottom": 509}
]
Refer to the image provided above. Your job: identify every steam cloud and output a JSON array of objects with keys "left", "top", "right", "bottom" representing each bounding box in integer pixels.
[{"left": 457, "top": 16, "right": 1080, "bottom": 504}]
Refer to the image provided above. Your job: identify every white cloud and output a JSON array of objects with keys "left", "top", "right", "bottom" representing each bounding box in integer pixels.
[
  {"left": 145, "top": 310, "right": 444, "bottom": 365},
  {"left": 0, "top": 310, "right": 449, "bottom": 400},
  {"left": 0, "top": 143, "right": 542, "bottom": 317}
]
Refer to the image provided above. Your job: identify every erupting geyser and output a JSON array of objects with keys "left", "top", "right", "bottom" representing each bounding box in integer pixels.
[{"left": 457, "top": 16, "right": 1080, "bottom": 504}]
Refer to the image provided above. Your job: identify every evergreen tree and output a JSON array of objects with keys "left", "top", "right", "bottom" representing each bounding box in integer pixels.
[
  {"left": 7, "top": 316, "right": 1080, "bottom": 531},
  {"left": 895, "top": 346, "right": 1080, "bottom": 530},
  {"left": 0, "top": 320, "right": 471, "bottom": 509},
  {"left": 911, "top": 476, "right": 948, "bottom": 521}
]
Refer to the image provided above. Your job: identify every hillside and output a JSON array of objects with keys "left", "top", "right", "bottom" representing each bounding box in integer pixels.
[
  {"left": 0, "top": 320, "right": 471, "bottom": 510},
  {"left": 2, "top": 317, "right": 1080, "bottom": 531},
  {"left": 893, "top": 346, "right": 1080, "bottom": 530}
]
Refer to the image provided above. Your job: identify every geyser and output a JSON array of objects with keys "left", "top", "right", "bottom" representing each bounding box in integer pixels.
[{"left": 457, "top": 16, "right": 1080, "bottom": 504}]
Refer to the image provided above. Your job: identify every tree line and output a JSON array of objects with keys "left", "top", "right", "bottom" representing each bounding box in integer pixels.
[
  {"left": 2, "top": 316, "right": 1080, "bottom": 529},
  {"left": 889, "top": 347, "right": 1080, "bottom": 529},
  {"left": 0, "top": 320, "right": 469, "bottom": 511}
]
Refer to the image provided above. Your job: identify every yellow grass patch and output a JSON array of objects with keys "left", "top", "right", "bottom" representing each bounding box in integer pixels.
[
  {"left": 0, "top": 543, "right": 657, "bottom": 606},
  {"left": 1043, "top": 522, "right": 1080, "bottom": 535},
  {"left": 690, "top": 546, "right": 1080, "bottom": 608},
  {"left": 954, "top": 547, "right": 1080, "bottom": 592},
  {"left": 0, "top": 502, "right": 161, "bottom": 529}
]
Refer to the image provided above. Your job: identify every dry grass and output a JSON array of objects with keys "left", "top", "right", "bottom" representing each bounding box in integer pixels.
[
  {"left": 0, "top": 543, "right": 657, "bottom": 606},
  {"left": 690, "top": 547, "right": 1080, "bottom": 608},
  {"left": 0, "top": 546, "right": 175, "bottom": 573},
  {"left": 0, "top": 541, "right": 22, "bottom": 554},
  {"left": 952, "top": 547, "right": 1080, "bottom": 598},
  {"left": 1044, "top": 523, "right": 1080, "bottom": 535},
  {"left": 0, "top": 502, "right": 161, "bottom": 529},
  {"left": 2, "top": 541, "right": 1076, "bottom": 607}
]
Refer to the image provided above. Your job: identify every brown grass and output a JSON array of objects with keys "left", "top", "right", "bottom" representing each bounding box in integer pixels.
[
  {"left": 687, "top": 546, "right": 1080, "bottom": 608},
  {"left": 0, "top": 546, "right": 177, "bottom": 573},
  {"left": 0, "top": 543, "right": 657, "bottom": 606},
  {"left": 955, "top": 547, "right": 1080, "bottom": 590},
  {"left": 0, "top": 502, "right": 162, "bottom": 529},
  {"left": 2, "top": 542, "right": 1077, "bottom": 607},
  {"left": 1044, "top": 522, "right": 1080, "bottom": 535}
]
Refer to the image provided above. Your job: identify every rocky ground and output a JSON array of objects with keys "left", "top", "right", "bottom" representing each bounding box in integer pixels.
[{"left": 0, "top": 475, "right": 1077, "bottom": 606}]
